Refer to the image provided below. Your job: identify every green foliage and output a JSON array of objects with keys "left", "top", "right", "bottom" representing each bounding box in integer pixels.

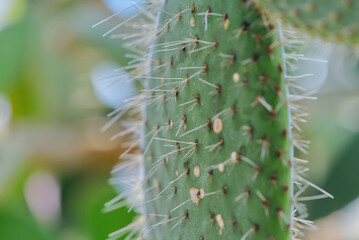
[
  {"left": 308, "top": 134, "right": 359, "bottom": 219},
  {"left": 143, "top": 1, "right": 291, "bottom": 239},
  {"left": 0, "top": 207, "right": 50, "bottom": 240},
  {"left": 62, "top": 171, "right": 136, "bottom": 240},
  {"left": 0, "top": 17, "right": 27, "bottom": 92}
]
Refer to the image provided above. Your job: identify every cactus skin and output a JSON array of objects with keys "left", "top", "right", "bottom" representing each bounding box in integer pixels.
[
  {"left": 143, "top": 1, "right": 291, "bottom": 239},
  {"left": 100, "top": 0, "right": 352, "bottom": 238},
  {"left": 257, "top": 0, "right": 359, "bottom": 46}
]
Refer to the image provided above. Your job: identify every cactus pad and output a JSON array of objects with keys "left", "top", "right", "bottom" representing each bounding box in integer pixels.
[
  {"left": 258, "top": 0, "right": 359, "bottom": 46},
  {"left": 143, "top": 1, "right": 291, "bottom": 239}
]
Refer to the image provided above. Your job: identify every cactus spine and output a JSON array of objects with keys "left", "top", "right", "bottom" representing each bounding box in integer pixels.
[{"left": 98, "top": 0, "right": 345, "bottom": 239}]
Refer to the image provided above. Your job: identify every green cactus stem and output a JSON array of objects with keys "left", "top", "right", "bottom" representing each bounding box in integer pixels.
[{"left": 143, "top": 1, "right": 291, "bottom": 239}]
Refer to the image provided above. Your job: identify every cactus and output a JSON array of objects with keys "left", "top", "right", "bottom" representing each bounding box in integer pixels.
[
  {"left": 95, "top": 0, "right": 353, "bottom": 239},
  {"left": 143, "top": 1, "right": 291, "bottom": 240},
  {"left": 257, "top": 0, "right": 359, "bottom": 47}
]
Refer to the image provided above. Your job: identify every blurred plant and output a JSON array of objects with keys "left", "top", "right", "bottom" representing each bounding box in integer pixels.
[
  {"left": 0, "top": 0, "right": 26, "bottom": 31},
  {"left": 308, "top": 134, "right": 359, "bottom": 219},
  {"left": 0, "top": 0, "right": 138, "bottom": 239}
]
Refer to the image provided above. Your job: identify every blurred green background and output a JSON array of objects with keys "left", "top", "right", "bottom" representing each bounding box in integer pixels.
[
  {"left": 0, "top": 0, "right": 135, "bottom": 239},
  {"left": 0, "top": 0, "right": 359, "bottom": 239}
]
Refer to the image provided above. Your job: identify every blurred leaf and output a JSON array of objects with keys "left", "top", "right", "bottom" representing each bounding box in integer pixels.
[
  {"left": 62, "top": 170, "right": 135, "bottom": 240},
  {"left": 0, "top": 207, "right": 50, "bottom": 240},
  {"left": 0, "top": 18, "right": 27, "bottom": 91},
  {"left": 0, "top": 165, "right": 51, "bottom": 240},
  {"left": 308, "top": 134, "right": 359, "bottom": 219}
]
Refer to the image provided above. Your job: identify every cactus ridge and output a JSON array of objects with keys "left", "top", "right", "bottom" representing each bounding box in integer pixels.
[{"left": 94, "top": 0, "right": 337, "bottom": 240}]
